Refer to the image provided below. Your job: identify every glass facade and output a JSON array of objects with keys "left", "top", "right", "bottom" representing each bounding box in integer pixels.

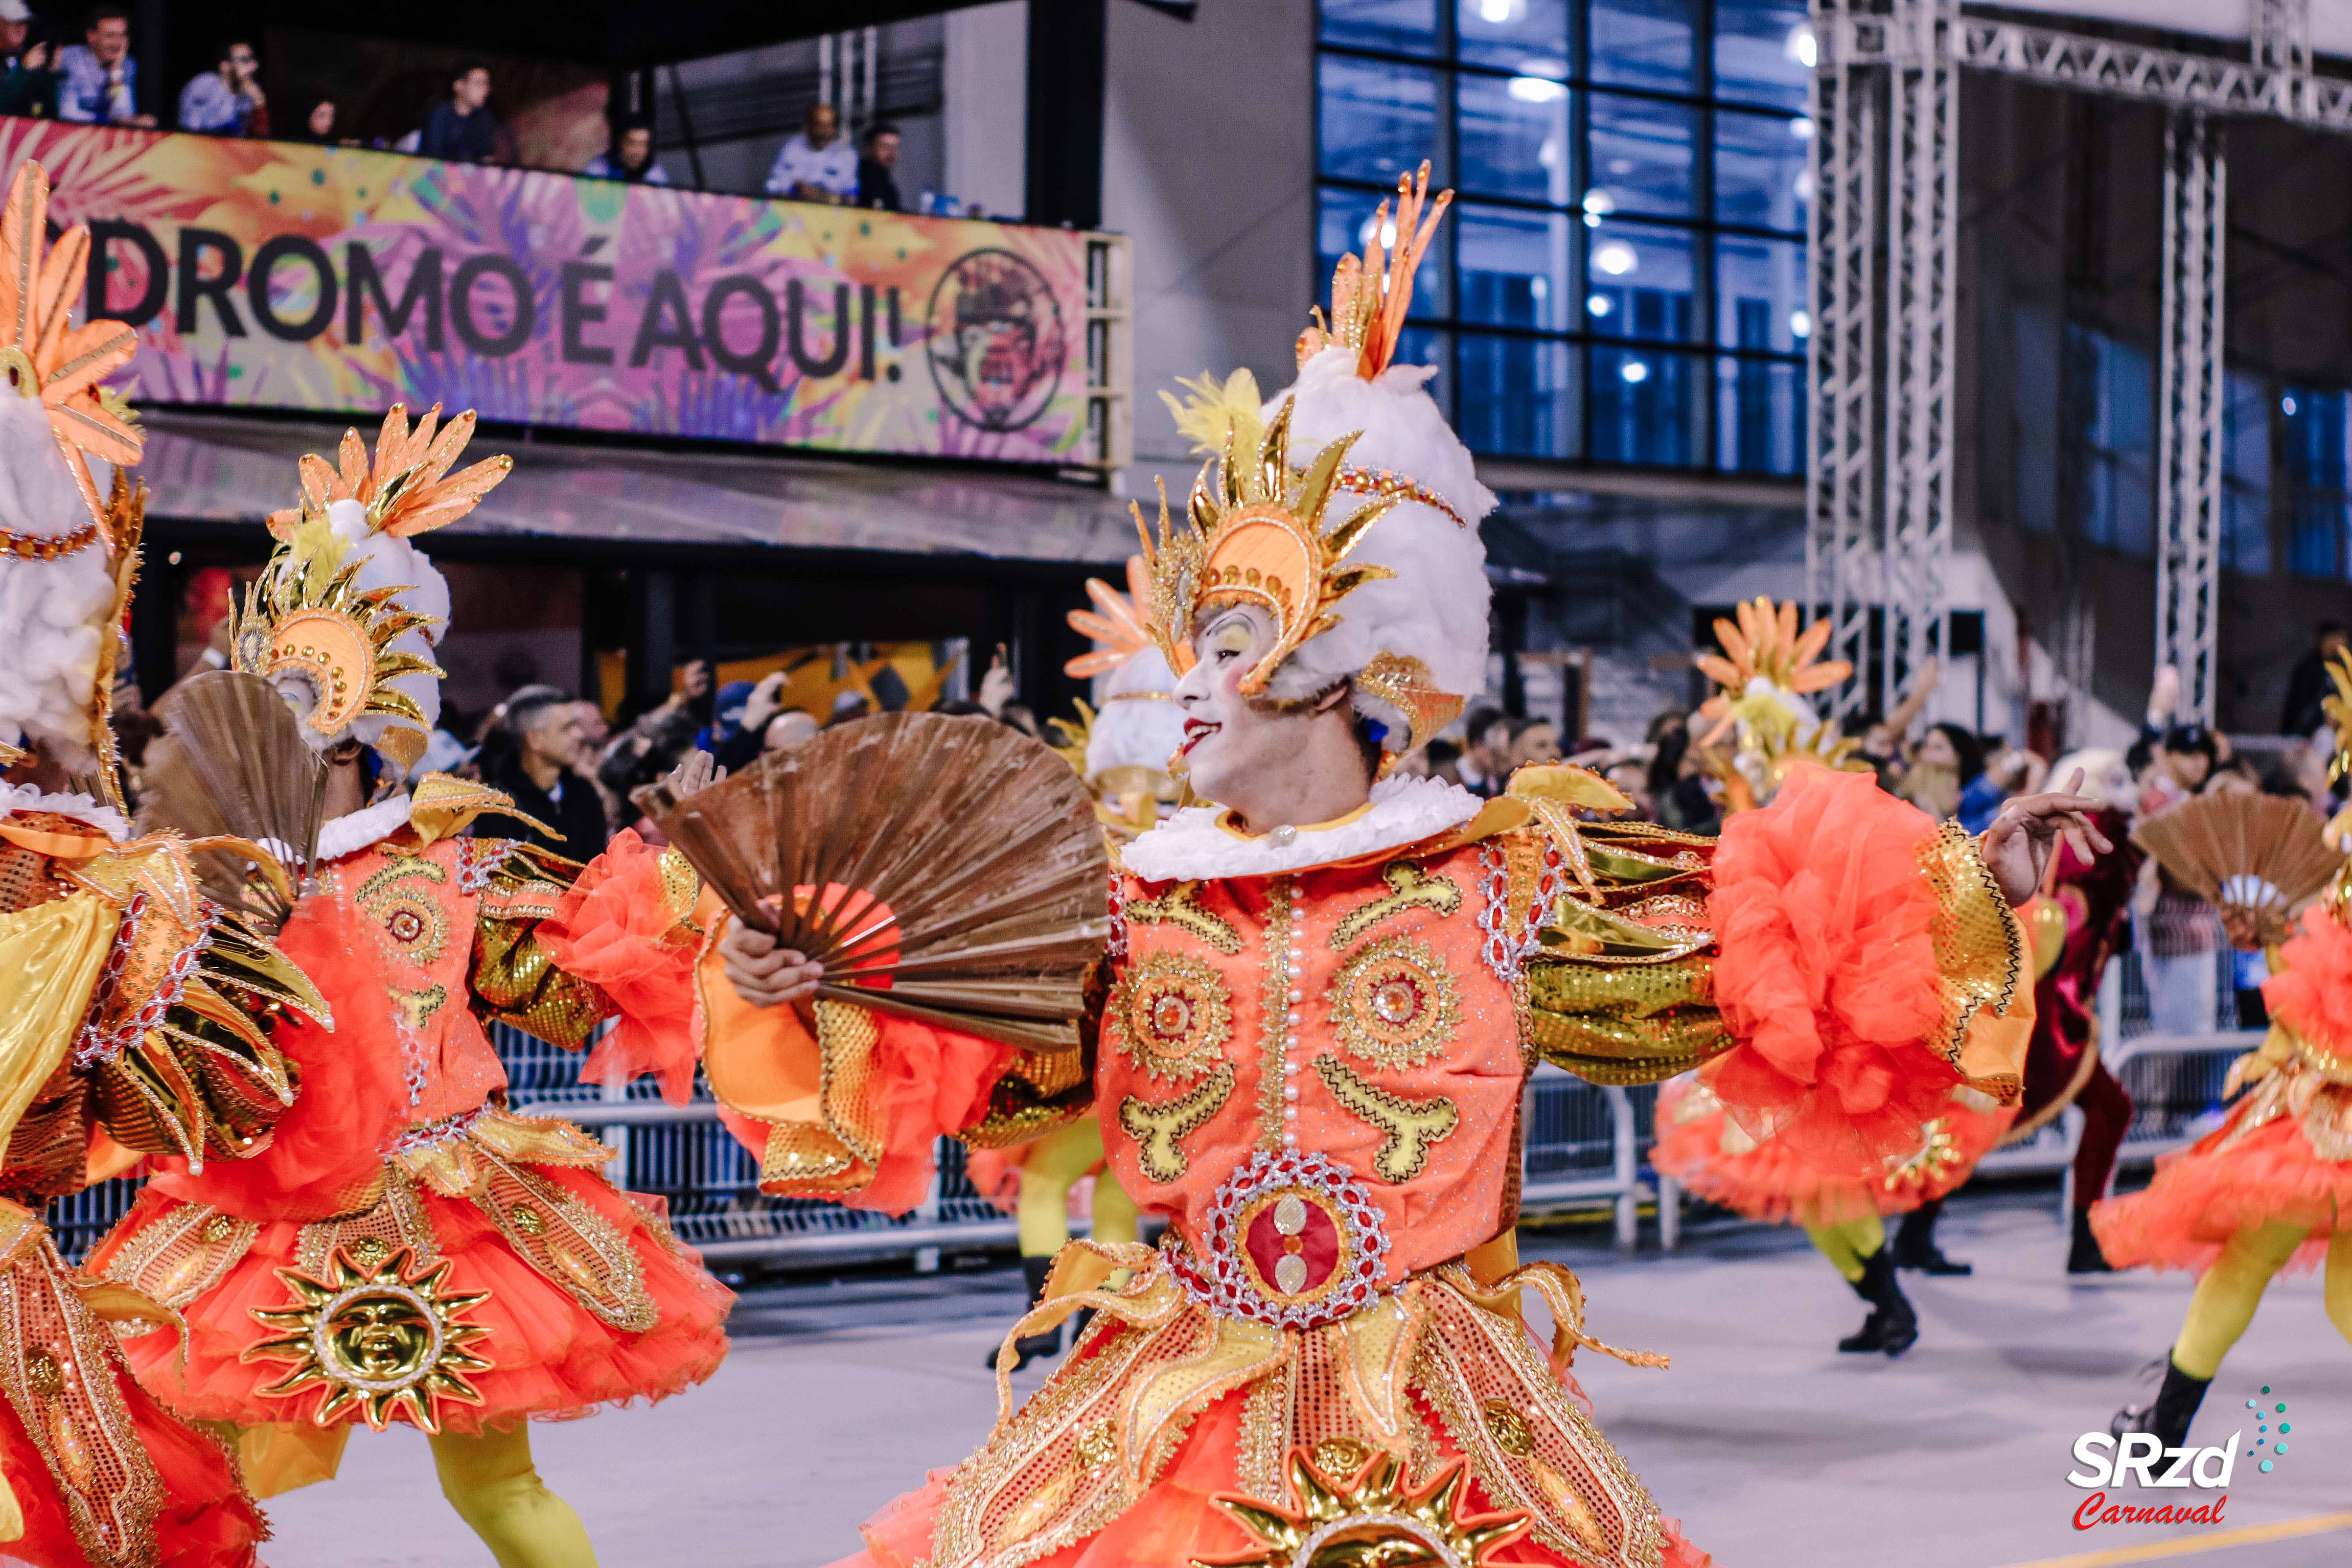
[{"left": 1317, "top": 0, "right": 1812, "bottom": 470}]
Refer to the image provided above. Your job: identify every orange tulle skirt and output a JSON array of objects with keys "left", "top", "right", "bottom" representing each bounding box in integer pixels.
[
  {"left": 1653, "top": 1075, "right": 2015, "bottom": 1229},
  {"left": 0, "top": 1356, "right": 266, "bottom": 1568},
  {"left": 97, "top": 1162, "right": 731, "bottom": 1436},
  {"left": 2091, "top": 1081, "right": 2352, "bottom": 1276}
]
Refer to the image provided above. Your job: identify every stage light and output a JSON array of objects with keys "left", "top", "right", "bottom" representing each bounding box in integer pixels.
[
  {"left": 1787, "top": 23, "right": 1818, "bottom": 68},
  {"left": 1509, "top": 75, "right": 1567, "bottom": 103},
  {"left": 1588, "top": 294, "right": 1613, "bottom": 317},
  {"left": 1594, "top": 240, "right": 1637, "bottom": 275},
  {"left": 1621, "top": 360, "right": 1651, "bottom": 384},
  {"left": 1790, "top": 310, "right": 1811, "bottom": 338}
]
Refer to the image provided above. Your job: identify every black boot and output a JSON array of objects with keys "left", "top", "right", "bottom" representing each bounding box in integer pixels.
[
  {"left": 2068, "top": 1208, "right": 2115, "bottom": 1274},
  {"left": 1837, "top": 1247, "right": 1920, "bottom": 1356},
  {"left": 2112, "top": 1356, "right": 2212, "bottom": 1461},
  {"left": 1893, "top": 1200, "right": 1972, "bottom": 1275},
  {"left": 985, "top": 1256, "right": 1062, "bottom": 1372}
]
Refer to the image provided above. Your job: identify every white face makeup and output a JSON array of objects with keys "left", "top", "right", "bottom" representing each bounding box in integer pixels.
[{"left": 1173, "top": 606, "right": 1294, "bottom": 806}]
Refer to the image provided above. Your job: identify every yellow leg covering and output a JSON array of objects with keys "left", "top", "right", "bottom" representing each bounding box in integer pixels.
[
  {"left": 2172, "top": 1219, "right": 2308, "bottom": 1380},
  {"left": 430, "top": 1424, "right": 598, "bottom": 1568},
  {"left": 2325, "top": 1230, "right": 2352, "bottom": 1350},
  {"left": 1015, "top": 1119, "right": 1109, "bottom": 1258},
  {"left": 1091, "top": 1163, "right": 1139, "bottom": 1249},
  {"left": 1804, "top": 1213, "right": 1886, "bottom": 1284}
]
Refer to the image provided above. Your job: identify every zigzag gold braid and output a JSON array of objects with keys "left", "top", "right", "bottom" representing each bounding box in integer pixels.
[{"left": 1435, "top": 1259, "right": 1669, "bottom": 1376}]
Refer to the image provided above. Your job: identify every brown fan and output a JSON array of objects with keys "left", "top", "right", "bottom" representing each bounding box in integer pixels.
[
  {"left": 139, "top": 670, "right": 329, "bottom": 932},
  {"left": 2131, "top": 791, "right": 2346, "bottom": 948},
  {"left": 637, "top": 710, "right": 1110, "bottom": 1051}
]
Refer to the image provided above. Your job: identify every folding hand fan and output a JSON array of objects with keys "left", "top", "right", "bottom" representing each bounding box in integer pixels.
[
  {"left": 139, "top": 670, "right": 329, "bottom": 931},
  {"left": 638, "top": 711, "right": 1111, "bottom": 1050},
  {"left": 2131, "top": 791, "right": 2345, "bottom": 949}
]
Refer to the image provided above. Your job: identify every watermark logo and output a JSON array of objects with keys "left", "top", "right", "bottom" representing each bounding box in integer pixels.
[{"left": 2062, "top": 1384, "right": 2289, "bottom": 1532}]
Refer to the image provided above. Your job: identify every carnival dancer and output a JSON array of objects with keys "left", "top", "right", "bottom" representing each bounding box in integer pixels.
[
  {"left": 965, "top": 564, "right": 1171, "bottom": 1371},
  {"left": 2000, "top": 751, "right": 2143, "bottom": 1274},
  {"left": 703, "top": 166, "right": 2102, "bottom": 1568},
  {"left": 2094, "top": 674, "right": 2352, "bottom": 1455},
  {"left": 1648, "top": 602, "right": 2027, "bottom": 1354},
  {"left": 0, "top": 160, "right": 330, "bottom": 1568},
  {"left": 89, "top": 409, "right": 730, "bottom": 1568}
]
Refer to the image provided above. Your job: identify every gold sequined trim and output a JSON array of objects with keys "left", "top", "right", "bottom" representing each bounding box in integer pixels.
[
  {"left": 1312, "top": 1054, "right": 1458, "bottom": 1183},
  {"left": 1922, "top": 823, "right": 2024, "bottom": 1069},
  {"left": 1117, "top": 1061, "right": 1233, "bottom": 1183},
  {"left": 1121, "top": 881, "right": 1241, "bottom": 955},
  {"left": 1326, "top": 934, "right": 1462, "bottom": 1072},
  {"left": 97, "top": 1204, "right": 257, "bottom": 1311},
  {"left": 296, "top": 1166, "right": 438, "bottom": 1276},
  {"left": 1257, "top": 880, "right": 1294, "bottom": 1150},
  {"left": 1103, "top": 952, "right": 1233, "bottom": 1083},
  {"left": 465, "top": 1149, "right": 657, "bottom": 1332},
  {"left": 1328, "top": 860, "right": 1463, "bottom": 950},
  {"left": 356, "top": 854, "right": 452, "bottom": 969}
]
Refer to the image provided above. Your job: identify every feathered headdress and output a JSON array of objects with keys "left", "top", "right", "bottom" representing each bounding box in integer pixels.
[
  {"left": 235, "top": 405, "right": 510, "bottom": 773},
  {"left": 0, "top": 160, "right": 147, "bottom": 788},
  {"left": 1051, "top": 556, "right": 1185, "bottom": 831},
  {"left": 1138, "top": 162, "right": 1494, "bottom": 769},
  {"left": 1692, "top": 597, "right": 1865, "bottom": 810}
]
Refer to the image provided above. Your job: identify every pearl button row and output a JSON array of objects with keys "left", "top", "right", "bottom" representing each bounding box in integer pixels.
[{"left": 1281, "top": 877, "right": 1304, "bottom": 1148}]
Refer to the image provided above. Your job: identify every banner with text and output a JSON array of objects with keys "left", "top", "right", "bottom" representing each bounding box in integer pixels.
[{"left": 1, "top": 122, "right": 1093, "bottom": 465}]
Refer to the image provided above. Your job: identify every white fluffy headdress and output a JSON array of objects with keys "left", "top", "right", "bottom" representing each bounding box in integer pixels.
[
  {"left": 1057, "top": 557, "right": 1187, "bottom": 789},
  {"left": 1140, "top": 165, "right": 1493, "bottom": 764},
  {"left": 234, "top": 405, "right": 508, "bottom": 773},
  {"left": 0, "top": 160, "right": 147, "bottom": 782}
]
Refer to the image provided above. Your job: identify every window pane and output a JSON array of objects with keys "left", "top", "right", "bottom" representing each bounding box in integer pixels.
[
  {"left": 1401, "top": 326, "right": 1452, "bottom": 419},
  {"left": 2067, "top": 323, "right": 2154, "bottom": 556},
  {"left": 1718, "top": 356, "right": 1801, "bottom": 473},
  {"left": 1585, "top": 221, "right": 1694, "bottom": 342},
  {"left": 1590, "top": 0, "right": 1694, "bottom": 93},
  {"left": 1459, "top": 335, "right": 1579, "bottom": 457},
  {"left": 1318, "top": 55, "right": 1441, "bottom": 185},
  {"left": 1586, "top": 92, "right": 1693, "bottom": 218},
  {"left": 1714, "top": 0, "right": 1813, "bottom": 110},
  {"left": 1319, "top": 186, "right": 1449, "bottom": 316},
  {"left": 1590, "top": 347, "right": 1701, "bottom": 465},
  {"left": 1716, "top": 235, "right": 1805, "bottom": 352},
  {"left": 1320, "top": 0, "right": 1440, "bottom": 55},
  {"left": 2223, "top": 371, "right": 2270, "bottom": 575},
  {"left": 1458, "top": 71, "right": 1571, "bottom": 203},
  {"left": 1716, "top": 107, "right": 1811, "bottom": 232},
  {"left": 1459, "top": 203, "right": 1574, "bottom": 330},
  {"left": 1457, "top": 0, "right": 1571, "bottom": 71},
  {"left": 2284, "top": 387, "right": 2348, "bottom": 579}
]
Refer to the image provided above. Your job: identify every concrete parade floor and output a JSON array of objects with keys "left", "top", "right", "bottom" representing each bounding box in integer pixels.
[{"left": 240, "top": 1189, "right": 2348, "bottom": 1567}]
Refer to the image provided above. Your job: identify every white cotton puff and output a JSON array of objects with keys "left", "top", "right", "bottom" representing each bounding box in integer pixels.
[
  {"left": 1085, "top": 648, "right": 1186, "bottom": 779},
  {"left": 274, "top": 497, "right": 449, "bottom": 752},
  {"left": 1260, "top": 347, "right": 1495, "bottom": 742},
  {"left": 0, "top": 396, "right": 114, "bottom": 770}
]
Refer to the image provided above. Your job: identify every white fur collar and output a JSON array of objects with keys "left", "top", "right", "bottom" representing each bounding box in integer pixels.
[
  {"left": 1118, "top": 775, "right": 1482, "bottom": 882},
  {"left": 317, "top": 793, "right": 414, "bottom": 863},
  {"left": 0, "top": 783, "right": 127, "bottom": 842}
]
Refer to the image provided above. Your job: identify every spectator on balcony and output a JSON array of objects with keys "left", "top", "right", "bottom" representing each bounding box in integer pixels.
[
  {"left": 856, "top": 120, "right": 903, "bottom": 211},
  {"left": 419, "top": 62, "right": 497, "bottom": 163},
  {"left": 298, "top": 97, "right": 344, "bottom": 143},
  {"left": 55, "top": 4, "right": 151, "bottom": 127},
  {"left": 584, "top": 116, "right": 669, "bottom": 185},
  {"left": 176, "top": 38, "right": 267, "bottom": 137},
  {"left": 0, "top": 2, "right": 58, "bottom": 119},
  {"left": 765, "top": 100, "right": 857, "bottom": 203},
  {"left": 2279, "top": 619, "right": 2348, "bottom": 739}
]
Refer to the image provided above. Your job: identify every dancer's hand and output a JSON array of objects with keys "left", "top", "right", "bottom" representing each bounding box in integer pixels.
[
  {"left": 662, "top": 748, "right": 722, "bottom": 797},
  {"left": 719, "top": 920, "right": 823, "bottom": 1007},
  {"left": 1982, "top": 769, "right": 2113, "bottom": 907}
]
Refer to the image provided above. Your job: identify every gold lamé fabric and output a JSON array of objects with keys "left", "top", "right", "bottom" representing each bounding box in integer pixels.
[
  {"left": 0, "top": 894, "right": 118, "bottom": 1167},
  {"left": 1916, "top": 821, "right": 2027, "bottom": 1097},
  {"left": 2213, "top": 1024, "right": 2352, "bottom": 1163},
  {"left": 929, "top": 1240, "right": 1669, "bottom": 1568},
  {"left": 0, "top": 1208, "right": 178, "bottom": 1568}
]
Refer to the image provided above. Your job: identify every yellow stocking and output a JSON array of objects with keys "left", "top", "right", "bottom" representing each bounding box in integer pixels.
[
  {"left": 2325, "top": 1230, "right": 2352, "bottom": 1350},
  {"left": 1804, "top": 1213, "right": 1887, "bottom": 1284},
  {"left": 2172, "top": 1220, "right": 2307, "bottom": 1380},
  {"left": 429, "top": 1424, "right": 598, "bottom": 1568},
  {"left": 1016, "top": 1119, "right": 1108, "bottom": 1258}
]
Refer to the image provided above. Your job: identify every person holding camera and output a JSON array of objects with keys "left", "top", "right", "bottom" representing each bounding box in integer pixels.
[{"left": 176, "top": 36, "right": 266, "bottom": 136}]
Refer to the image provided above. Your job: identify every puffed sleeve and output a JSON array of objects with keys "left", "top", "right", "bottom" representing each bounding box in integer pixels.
[
  {"left": 524, "top": 829, "right": 706, "bottom": 1101},
  {"left": 693, "top": 895, "right": 1098, "bottom": 1215}
]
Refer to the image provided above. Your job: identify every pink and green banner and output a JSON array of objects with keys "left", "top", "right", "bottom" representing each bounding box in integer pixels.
[{"left": 0, "top": 122, "right": 1097, "bottom": 465}]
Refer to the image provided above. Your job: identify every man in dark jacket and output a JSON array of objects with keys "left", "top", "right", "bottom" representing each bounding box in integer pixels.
[
  {"left": 475, "top": 685, "right": 611, "bottom": 857},
  {"left": 2279, "top": 620, "right": 2348, "bottom": 739}
]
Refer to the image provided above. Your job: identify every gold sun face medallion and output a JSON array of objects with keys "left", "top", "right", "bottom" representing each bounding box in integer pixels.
[
  {"left": 243, "top": 1247, "right": 494, "bottom": 1432},
  {"left": 1200, "top": 1446, "right": 1530, "bottom": 1568}
]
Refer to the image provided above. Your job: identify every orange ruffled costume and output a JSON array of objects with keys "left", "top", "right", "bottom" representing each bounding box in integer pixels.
[
  {"left": 2093, "top": 904, "right": 2352, "bottom": 1276},
  {"left": 702, "top": 764, "right": 2027, "bottom": 1568},
  {"left": 91, "top": 797, "right": 732, "bottom": 1446}
]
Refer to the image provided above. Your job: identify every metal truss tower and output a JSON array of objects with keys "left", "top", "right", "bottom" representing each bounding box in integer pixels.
[
  {"left": 1807, "top": 0, "right": 2339, "bottom": 730},
  {"left": 2153, "top": 112, "right": 2226, "bottom": 726}
]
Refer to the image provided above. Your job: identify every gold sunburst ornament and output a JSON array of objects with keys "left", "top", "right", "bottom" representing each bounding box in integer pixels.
[
  {"left": 244, "top": 1247, "right": 494, "bottom": 1433},
  {"left": 1195, "top": 1443, "right": 1530, "bottom": 1568},
  {"left": 1136, "top": 399, "right": 1397, "bottom": 697}
]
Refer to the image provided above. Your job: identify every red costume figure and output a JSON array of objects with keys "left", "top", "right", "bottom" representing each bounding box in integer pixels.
[
  {"left": 701, "top": 168, "right": 2091, "bottom": 1568},
  {"left": 2002, "top": 756, "right": 2142, "bottom": 1273},
  {"left": 0, "top": 161, "right": 327, "bottom": 1568},
  {"left": 88, "top": 411, "right": 726, "bottom": 1568}
]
